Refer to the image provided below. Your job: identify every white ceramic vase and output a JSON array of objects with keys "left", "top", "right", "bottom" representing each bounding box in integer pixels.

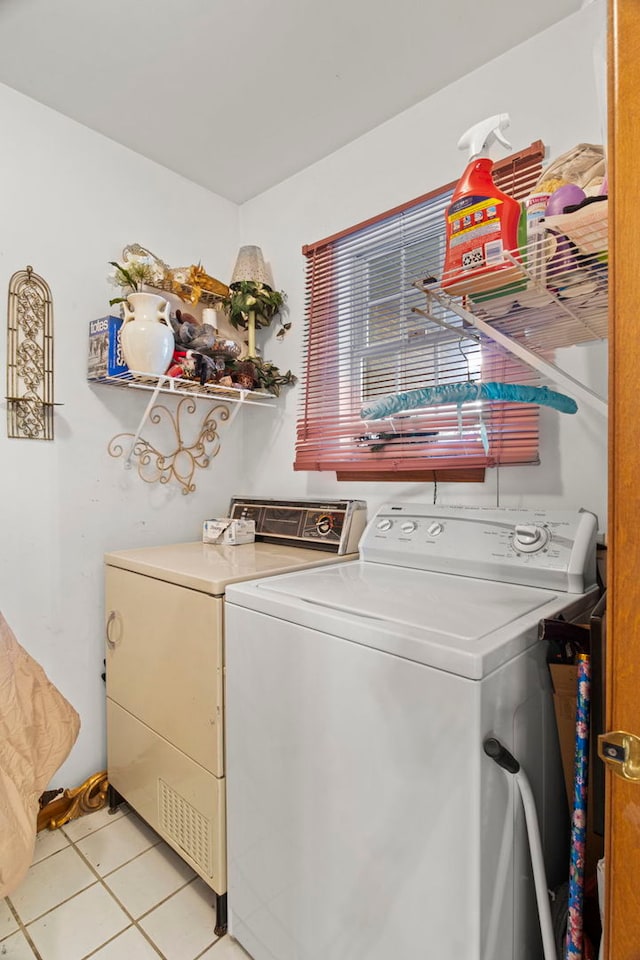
[{"left": 120, "top": 292, "right": 174, "bottom": 375}]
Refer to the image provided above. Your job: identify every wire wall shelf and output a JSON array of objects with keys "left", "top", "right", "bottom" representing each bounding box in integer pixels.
[
  {"left": 434, "top": 200, "right": 608, "bottom": 347},
  {"left": 95, "top": 370, "right": 275, "bottom": 406},
  {"left": 417, "top": 199, "right": 609, "bottom": 417}
]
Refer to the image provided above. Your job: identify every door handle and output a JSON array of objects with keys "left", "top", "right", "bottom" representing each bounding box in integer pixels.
[
  {"left": 105, "top": 610, "right": 118, "bottom": 649},
  {"left": 598, "top": 731, "right": 640, "bottom": 782}
]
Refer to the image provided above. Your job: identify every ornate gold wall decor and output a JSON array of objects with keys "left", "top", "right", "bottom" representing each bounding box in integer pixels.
[
  {"left": 108, "top": 396, "right": 230, "bottom": 494},
  {"left": 6, "top": 266, "right": 55, "bottom": 439},
  {"left": 37, "top": 771, "right": 108, "bottom": 832}
]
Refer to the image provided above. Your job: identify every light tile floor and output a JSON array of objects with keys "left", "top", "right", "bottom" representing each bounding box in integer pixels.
[{"left": 1, "top": 805, "right": 251, "bottom": 960}]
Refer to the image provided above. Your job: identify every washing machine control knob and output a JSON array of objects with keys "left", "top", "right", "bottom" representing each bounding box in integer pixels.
[
  {"left": 427, "top": 522, "right": 444, "bottom": 538},
  {"left": 513, "top": 524, "right": 549, "bottom": 553},
  {"left": 377, "top": 518, "right": 393, "bottom": 531},
  {"left": 401, "top": 521, "right": 417, "bottom": 534}
]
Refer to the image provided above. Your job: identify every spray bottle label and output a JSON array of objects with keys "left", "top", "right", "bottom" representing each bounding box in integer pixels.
[{"left": 446, "top": 195, "right": 506, "bottom": 274}]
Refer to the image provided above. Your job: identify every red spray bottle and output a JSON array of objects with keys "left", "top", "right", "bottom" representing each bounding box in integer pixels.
[{"left": 442, "top": 113, "right": 522, "bottom": 296}]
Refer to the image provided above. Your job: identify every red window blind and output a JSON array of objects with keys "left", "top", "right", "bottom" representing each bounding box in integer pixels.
[{"left": 295, "top": 141, "right": 546, "bottom": 478}]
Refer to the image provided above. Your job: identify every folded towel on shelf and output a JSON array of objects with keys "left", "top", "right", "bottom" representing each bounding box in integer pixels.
[{"left": 543, "top": 199, "right": 608, "bottom": 256}]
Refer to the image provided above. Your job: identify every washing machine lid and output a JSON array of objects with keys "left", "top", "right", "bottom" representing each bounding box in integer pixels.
[{"left": 232, "top": 561, "right": 594, "bottom": 678}]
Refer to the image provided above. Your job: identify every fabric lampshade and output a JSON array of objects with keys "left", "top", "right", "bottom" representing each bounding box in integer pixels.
[{"left": 230, "top": 245, "right": 272, "bottom": 289}]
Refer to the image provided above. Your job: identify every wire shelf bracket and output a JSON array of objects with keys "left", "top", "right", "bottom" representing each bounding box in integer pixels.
[
  {"left": 95, "top": 370, "right": 275, "bottom": 493},
  {"left": 420, "top": 284, "right": 608, "bottom": 418}
]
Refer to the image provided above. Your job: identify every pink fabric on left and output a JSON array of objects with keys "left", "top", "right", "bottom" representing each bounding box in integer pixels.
[{"left": 0, "top": 613, "right": 80, "bottom": 897}]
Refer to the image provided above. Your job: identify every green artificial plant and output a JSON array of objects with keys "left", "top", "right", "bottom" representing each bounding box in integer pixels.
[
  {"left": 250, "top": 358, "right": 297, "bottom": 397},
  {"left": 223, "top": 280, "right": 291, "bottom": 340}
]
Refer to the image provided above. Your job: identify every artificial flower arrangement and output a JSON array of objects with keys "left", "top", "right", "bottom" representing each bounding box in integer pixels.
[
  {"left": 108, "top": 245, "right": 229, "bottom": 305},
  {"left": 169, "top": 263, "right": 229, "bottom": 304},
  {"left": 229, "top": 358, "right": 296, "bottom": 397},
  {"left": 167, "top": 309, "right": 297, "bottom": 396},
  {"left": 223, "top": 279, "right": 291, "bottom": 341},
  {"left": 107, "top": 245, "right": 296, "bottom": 396},
  {"left": 107, "top": 256, "right": 158, "bottom": 305}
]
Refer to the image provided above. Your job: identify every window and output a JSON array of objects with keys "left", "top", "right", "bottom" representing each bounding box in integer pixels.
[{"left": 295, "top": 142, "right": 545, "bottom": 481}]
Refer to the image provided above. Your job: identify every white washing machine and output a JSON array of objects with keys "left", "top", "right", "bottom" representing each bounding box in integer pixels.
[{"left": 224, "top": 503, "right": 599, "bottom": 960}]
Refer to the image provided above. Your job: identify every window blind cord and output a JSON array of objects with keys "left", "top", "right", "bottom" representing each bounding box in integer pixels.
[
  {"left": 433, "top": 477, "right": 438, "bottom": 505},
  {"left": 456, "top": 340, "right": 490, "bottom": 451},
  {"left": 458, "top": 340, "right": 473, "bottom": 382}
]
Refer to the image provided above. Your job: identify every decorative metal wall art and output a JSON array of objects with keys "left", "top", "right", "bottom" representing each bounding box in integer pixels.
[
  {"left": 108, "top": 396, "right": 231, "bottom": 494},
  {"left": 6, "top": 266, "right": 55, "bottom": 439}
]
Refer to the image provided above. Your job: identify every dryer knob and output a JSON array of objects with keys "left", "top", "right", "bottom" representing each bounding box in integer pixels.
[
  {"left": 315, "top": 514, "right": 333, "bottom": 536},
  {"left": 427, "top": 522, "right": 444, "bottom": 538},
  {"left": 376, "top": 518, "right": 393, "bottom": 531}
]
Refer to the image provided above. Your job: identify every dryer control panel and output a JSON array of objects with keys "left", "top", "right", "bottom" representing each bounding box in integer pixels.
[
  {"left": 229, "top": 497, "right": 367, "bottom": 554},
  {"left": 361, "top": 504, "right": 598, "bottom": 593}
]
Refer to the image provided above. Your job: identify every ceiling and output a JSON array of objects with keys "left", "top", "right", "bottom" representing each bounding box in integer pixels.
[{"left": 0, "top": 0, "right": 583, "bottom": 204}]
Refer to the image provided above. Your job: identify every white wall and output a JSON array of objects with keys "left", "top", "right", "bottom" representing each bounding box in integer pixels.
[
  {"left": 0, "top": 83, "right": 244, "bottom": 786},
  {"left": 0, "top": 1, "right": 608, "bottom": 790},
  {"left": 239, "top": 2, "right": 608, "bottom": 526}
]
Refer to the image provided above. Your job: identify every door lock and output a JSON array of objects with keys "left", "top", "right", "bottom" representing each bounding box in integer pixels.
[{"left": 598, "top": 731, "right": 640, "bottom": 782}]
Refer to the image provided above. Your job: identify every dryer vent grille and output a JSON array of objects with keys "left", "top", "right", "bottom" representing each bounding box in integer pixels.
[{"left": 158, "top": 779, "right": 213, "bottom": 876}]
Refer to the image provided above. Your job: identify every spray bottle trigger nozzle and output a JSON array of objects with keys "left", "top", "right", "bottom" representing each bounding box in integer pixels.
[
  {"left": 494, "top": 128, "right": 511, "bottom": 150},
  {"left": 457, "top": 113, "right": 511, "bottom": 160}
]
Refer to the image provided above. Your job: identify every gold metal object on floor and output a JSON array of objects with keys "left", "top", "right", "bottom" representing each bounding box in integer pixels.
[
  {"left": 6, "top": 265, "right": 56, "bottom": 439},
  {"left": 108, "top": 396, "right": 230, "bottom": 494},
  {"left": 37, "top": 771, "right": 109, "bottom": 831}
]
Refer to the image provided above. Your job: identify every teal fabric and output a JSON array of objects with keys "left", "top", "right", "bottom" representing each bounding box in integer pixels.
[{"left": 361, "top": 381, "right": 578, "bottom": 420}]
